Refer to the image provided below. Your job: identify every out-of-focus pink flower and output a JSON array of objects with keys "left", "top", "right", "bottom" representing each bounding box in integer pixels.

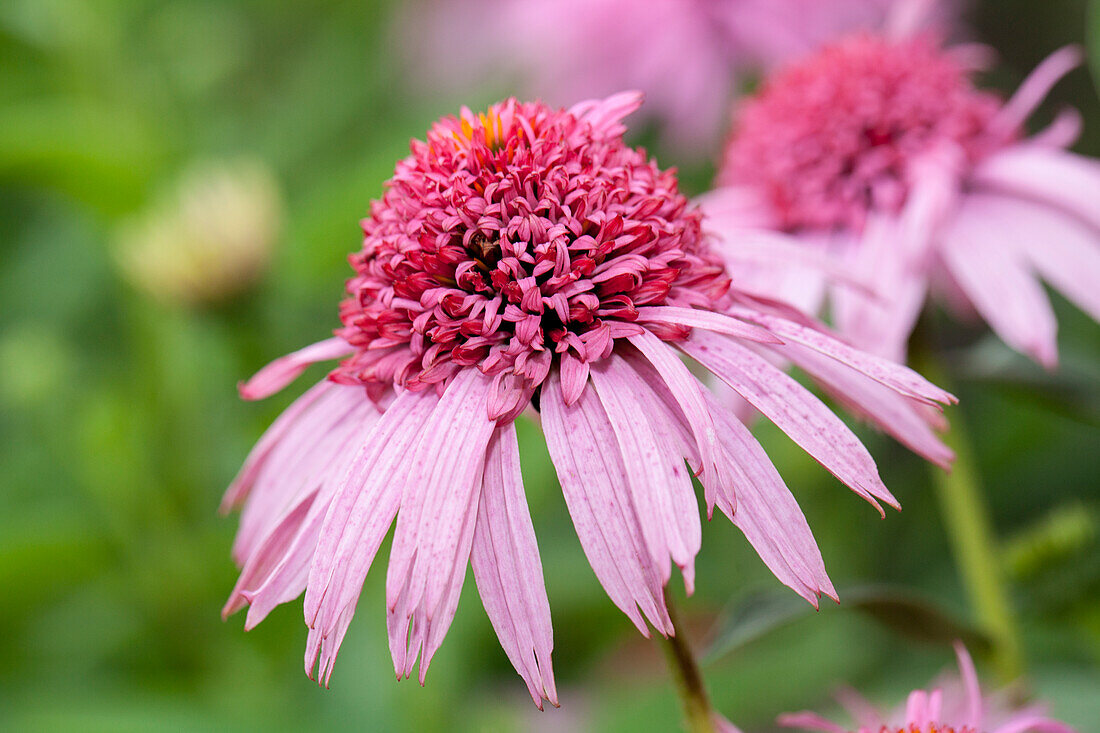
[
  {"left": 401, "top": 0, "right": 928, "bottom": 155},
  {"left": 705, "top": 27, "right": 1100, "bottom": 368},
  {"left": 221, "top": 93, "right": 955, "bottom": 706},
  {"left": 779, "top": 643, "right": 1077, "bottom": 733}
]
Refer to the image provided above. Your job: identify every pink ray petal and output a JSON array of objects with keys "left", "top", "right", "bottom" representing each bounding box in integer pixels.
[
  {"left": 906, "top": 689, "right": 933, "bottom": 728},
  {"left": 939, "top": 195, "right": 1059, "bottom": 368},
  {"left": 628, "top": 330, "right": 728, "bottom": 492},
  {"left": 590, "top": 357, "right": 701, "bottom": 592},
  {"left": 567, "top": 90, "right": 644, "bottom": 140},
  {"left": 775, "top": 341, "right": 953, "bottom": 468},
  {"left": 221, "top": 380, "right": 332, "bottom": 512},
  {"left": 973, "top": 144, "right": 1100, "bottom": 233},
  {"left": 681, "top": 331, "right": 897, "bottom": 515},
  {"left": 242, "top": 406, "right": 385, "bottom": 629},
  {"left": 705, "top": 391, "right": 835, "bottom": 605},
  {"left": 989, "top": 46, "right": 1083, "bottom": 138},
  {"left": 541, "top": 369, "right": 671, "bottom": 636},
  {"left": 471, "top": 423, "right": 557, "bottom": 708},
  {"left": 238, "top": 337, "right": 353, "bottom": 401},
  {"left": 223, "top": 486, "right": 319, "bottom": 619},
  {"left": 232, "top": 394, "right": 371, "bottom": 564},
  {"left": 735, "top": 310, "right": 956, "bottom": 406},
  {"left": 994, "top": 717, "right": 1079, "bottom": 733},
  {"left": 384, "top": 369, "right": 498, "bottom": 681},
  {"left": 966, "top": 193, "right": 1100, "bottom": 322},
  {"left": 233, "top": 387, "right": 373, "bottom": 564},
  {"left": 302, "top": 389, "right": 438, "bottom": 660}
]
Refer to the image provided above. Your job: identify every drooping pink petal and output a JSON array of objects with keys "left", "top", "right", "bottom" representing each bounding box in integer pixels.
[
  {"left": 972, "top": 144, "right": 1100, "bottom": 233},
  {"left": 384, "top": 368, "right": 498, "bottom": 682},
  {"left": 831, "top": 215, "right": 928, "bottom": 364},
  {"left": 705, "top": 391, "right": 836, "bottom": 605},
  {"left": 837, "top": 142, "right": 959, "bottom": 360},
  {"left": 414, "top": 466, "right": 482, "bottom": 684},
  {"left": 540, "top": 369, "right": 672, "bottom": 636},
  {"left": 735, "top": 310, "right": 956, "bottom": 406},
  {"left": 615, "top": 349, "right": 721, "bottom": 514},
  {"left": 223, "top": 486, "right": 319, "bottom": 619},
  {"left": 233, "top": 387, "right": 375, "bottom": 564},
  {"left": 221, "top": 380, "right": 332, "bottom": 512},
  {"left": 966, "top": 193, "right": 1100, "bottom": 322},
  {"left": 238, "top": 337, "right": 353, "bottom": 401},
  {"left": 590, "top": 356, "right": 701, "bottom": 593},
  {"left": 240, "top": 406, "right": 386, "bottom": 629},
  {"left": 681, "top": 331, "right": 897, "bottom": 515},
  {"left": 627, "top": 330, "right": 727, "bottom": 493},
  {"left": 302, "top": 388, "right": 439, "bottom": 681},
  {"left": 1029, "top": 107, "right": 1083, "bottom": 149},
  {"left": 939, "top": 195, "right": 1060, "bottom": 368},
  {"left": 471, "top": 423, "right": 557, "bottom": 709},
  {"left": 775, "top": 340, "right": 953, "bottom": 468},
  {"left": 835, "top": 685, "right": 886, "bottom": 729}
]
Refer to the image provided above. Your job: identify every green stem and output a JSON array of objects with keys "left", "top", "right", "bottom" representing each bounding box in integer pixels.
[
  {"left": 918, "top": 355, "right": 1025, "bottom": 682},
  {"left": 661, "top": 590, "right": 716, "bottom": 733}
]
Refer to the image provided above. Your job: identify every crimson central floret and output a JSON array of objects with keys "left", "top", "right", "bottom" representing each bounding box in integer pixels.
[{"left": 333, "top": 97, "right": 730, "bottom": 409}]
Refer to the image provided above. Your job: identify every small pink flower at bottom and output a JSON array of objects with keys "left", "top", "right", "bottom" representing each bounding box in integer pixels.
[
  {"left": 779, "top": 643, "right": 1077, "bottom": 733},
  {"left": 222, "top": 93, "right": 954, "bottom": 708},
  {"left": 705, "top": 27, "right": 1100, "bottom": 369}
]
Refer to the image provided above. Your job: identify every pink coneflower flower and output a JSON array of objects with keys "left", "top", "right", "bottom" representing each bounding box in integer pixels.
[
  {"left": 779, "top": 643, "right": 1077, "bottom": 733},
  {"left": 705, "top": 28, "right": 1100, "bottom": 367},
  {"left": 222, "top": 93, "right": 954, "bottom": 707},
  {"left": 401, "top": 0, "right": 922, "bottom": 155}
]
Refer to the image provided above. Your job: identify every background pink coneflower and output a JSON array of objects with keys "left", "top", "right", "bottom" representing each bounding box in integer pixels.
[{"left": 705, "top": 29, "right": 1100, "bottom": 368}]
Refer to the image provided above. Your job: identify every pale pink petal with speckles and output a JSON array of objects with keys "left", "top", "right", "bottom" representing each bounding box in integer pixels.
[
  {"left": 682, "top": 331, "right": 897, "bottom": 515},
  {"left": 238, "top": 337, "right": 353, "bottom": 401},
  {"left": 940, "top": 195, "right": 1060, "bottom": 369},
  {"left": 471, "top": 423, "right": 557, "bottom": 709}
]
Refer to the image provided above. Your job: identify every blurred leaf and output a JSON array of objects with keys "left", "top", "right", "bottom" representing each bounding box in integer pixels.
[
  {"left": 705, "top": 586, "right": 990, "bottom": 664},
  {"left": 0, "top": 98, "right": 164, "bottom": 213},
  {"left": 952, "top": 339, "right": 1100, "bottom": 428},
  {"left": 1005, "top": 503, "right": 1098, "bottom": 580}
]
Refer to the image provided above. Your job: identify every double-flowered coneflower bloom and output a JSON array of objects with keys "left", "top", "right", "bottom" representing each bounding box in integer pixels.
[
  {"left": 222, "top": 93, "right": 954, "bottom": 707},
  {"left": 704, "top": 30, "right": 1100, "bottom": 367},
  {"left": 780, "top": 643, "right": 1077, "bottom": 733}
]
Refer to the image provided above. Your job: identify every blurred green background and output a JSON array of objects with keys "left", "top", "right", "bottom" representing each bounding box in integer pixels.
[{"left": 2, "top": 1, "right": 1099, "bottom": 730}]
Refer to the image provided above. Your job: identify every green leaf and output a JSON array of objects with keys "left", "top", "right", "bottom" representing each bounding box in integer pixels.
[{"left": 704, "top": 586, "right": 990, "bottom": 665}]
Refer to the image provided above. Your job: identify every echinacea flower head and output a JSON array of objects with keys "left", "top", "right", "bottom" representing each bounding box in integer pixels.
[
  {"left": 401, "top": 0, "right": 922, "bottom": 155},
  {"left": 779, "top": 643, "right": 1078, "bottom": 733},
  {"left": 222, "top": 92, "right": 955, "bottom": 707},
  {"left": 707, "top": 29, "right": 1100, "bottom": 367}
]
